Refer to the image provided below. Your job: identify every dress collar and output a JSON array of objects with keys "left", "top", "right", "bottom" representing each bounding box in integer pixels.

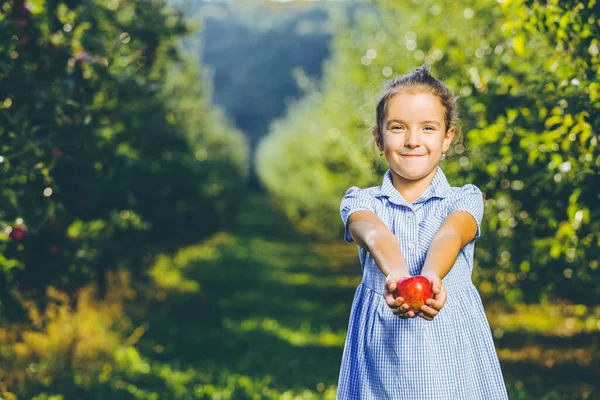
[{"left": 377, "top": 167, "right": 451, "bottom": 206}]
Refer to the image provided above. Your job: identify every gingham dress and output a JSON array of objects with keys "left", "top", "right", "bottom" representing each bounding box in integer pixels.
[{"left": 337, "top": 168, "right": 508, "bottom": 400}]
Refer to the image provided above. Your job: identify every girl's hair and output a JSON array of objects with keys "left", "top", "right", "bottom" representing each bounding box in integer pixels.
[{"left": 374, "top": 64, "right": 462, "bottom": 146}]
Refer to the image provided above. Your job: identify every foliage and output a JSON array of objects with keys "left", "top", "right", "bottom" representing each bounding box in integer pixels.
[
  {"left": 442, "top": 0, "right": 599, "bottom": 303},
  {"left": 0, "top": 0, "right": 249, "bottom": 317},
  {"left": 256, "top": 0, "right": 599, "bottom": 304},
  {"left": 0, "top": 273, "right": 140, "bottom": 399}
]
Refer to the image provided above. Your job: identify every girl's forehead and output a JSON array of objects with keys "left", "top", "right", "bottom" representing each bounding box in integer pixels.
[{"left": 386, "top": 91, "right": 445, "bottom": 120}]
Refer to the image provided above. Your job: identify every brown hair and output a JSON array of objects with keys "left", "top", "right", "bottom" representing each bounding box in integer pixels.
[{"left": 373, "top": 64, "right": 462, "bottom": 148}]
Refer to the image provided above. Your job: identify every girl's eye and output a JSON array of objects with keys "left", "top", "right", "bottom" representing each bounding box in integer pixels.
[
  {"left": 391, "top": 125, "right": 404, "bottom": 130},
  {"left": 424, "top": 126, "right": 435, "bottom": 131}
]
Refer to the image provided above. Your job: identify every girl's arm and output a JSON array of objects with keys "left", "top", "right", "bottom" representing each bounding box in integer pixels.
[
  {"left": 418, "top": 210, "right": 479, "bottom": 320},
  {"left": 421, "top": 210, "right": 479, "bottom": 279},
  {"left": 347, "top": 210, "right": 409, "bottom": 276},
  {"left": 347, "top": 210, "right": 417, "bottom": 318}
]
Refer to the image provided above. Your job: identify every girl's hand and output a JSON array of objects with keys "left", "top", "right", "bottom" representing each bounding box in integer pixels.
[
  {"left": 384, "top": 269, "right": 416, "bottom": 319},
  {"left": 418, "top": 271, "right": 447, "bottom": 321}
]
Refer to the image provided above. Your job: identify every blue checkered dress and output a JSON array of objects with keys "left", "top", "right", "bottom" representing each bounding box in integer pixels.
[{"left": 337, "top": 168, "right": 508, "bottom": 399}]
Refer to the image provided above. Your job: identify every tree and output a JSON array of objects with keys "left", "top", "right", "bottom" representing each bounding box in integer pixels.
[{"left": 0, "top": 0, "right": 249, "bottom": 317}]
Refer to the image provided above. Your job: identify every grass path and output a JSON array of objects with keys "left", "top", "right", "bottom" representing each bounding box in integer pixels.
[{"left": 116, "top": 193, "right": 598, "bottom": 399}]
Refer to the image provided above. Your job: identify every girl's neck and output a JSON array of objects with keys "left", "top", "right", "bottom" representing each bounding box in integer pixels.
[{"left": 390, "top": 167, "right": 438, "bottom": 204}]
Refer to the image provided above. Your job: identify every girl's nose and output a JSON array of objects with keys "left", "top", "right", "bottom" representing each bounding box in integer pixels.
[{"left": 404, "top": 130, "right": 421, "bottom": 148}]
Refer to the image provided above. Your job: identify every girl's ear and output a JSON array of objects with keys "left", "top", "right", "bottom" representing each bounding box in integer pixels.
[
  {"left": 443, "top": 127, "right": 455, "bottom": 152},
  {"left": 372, "top": 126, "right": 383, "bottom": 150}
]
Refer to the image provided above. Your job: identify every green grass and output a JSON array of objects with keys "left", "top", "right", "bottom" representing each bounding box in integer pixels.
[{"left": 45, "top": 192, "right": 598, "bottom": 399}]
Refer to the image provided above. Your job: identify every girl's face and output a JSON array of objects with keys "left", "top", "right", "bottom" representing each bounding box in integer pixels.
[{"left": 375, "top": 91, "right": 454, "bottom": 184}]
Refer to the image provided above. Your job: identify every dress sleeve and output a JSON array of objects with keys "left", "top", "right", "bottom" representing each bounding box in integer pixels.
[
  {"left": 340, "top": 186, "right": 377, "bottom": 243},
  {"left": 447, "top": 184, "right": 485, "bottom": 240}
]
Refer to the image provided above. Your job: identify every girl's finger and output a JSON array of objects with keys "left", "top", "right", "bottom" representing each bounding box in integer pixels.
[
  {"left": 418, "top": 311, "right": 433, "bottom": 321},
  {"left": 392, "top": 307, "right": 404, "bottom": 316},
  {"left": 383, "top": 295, "right": 396, "bottom": 307},
  {"left": 425, "top": 298, "right": 440, "bottom": 310},
  {"left": 420, "top": 305, "right": 438, "bottom": 317},
  {"left": 437, "top": 288, "right": 447, "bottom": 303},
  {"left": 385, "top": 293, "right": 404, "bottom": 307},
  {"left": 428, "top": 296, "right": 446, "bottom": 308},
  {"left": 384, "top": 293, "right": 398, "bottom": 307},
  {"left": 386, "top": 279, "right": 397, "bottom": 292}
]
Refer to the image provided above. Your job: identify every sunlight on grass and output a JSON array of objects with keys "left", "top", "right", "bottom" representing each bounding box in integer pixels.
[
  {"left": 268, "top": 271, "right": 361, "bottom": 289},
  {"left": 172, "top": 232, "right": 235, "bottom": 266},
  {"left": 149, "top": 232, "right": 238, "bottom": 293},
  {"left": 150, "top": 364, "right": 339, "bottom": 400},
  {"left": 149, "top": 254, "right": 200, "bottom": 293},
  {"left": 223, "top": 318, "right": 346, "bottom": 347},
  {"left": 311, "top": 242, "right": 360, "bottom": 268},
  {"left": 498, "top": 345, "right": 594, "bottom": 368},
  {"left": 488, "top": 302, "right": 600, "bottom": 337}
]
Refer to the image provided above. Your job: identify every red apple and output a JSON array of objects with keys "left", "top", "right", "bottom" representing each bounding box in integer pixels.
[
  {"left": 394, "top": 276, "right": 433, "bottom": 312},
  {"left": 15, "top": 17, "right": 29, "bottom": 28},
  {"left": 9, "top": 224, "right": 28, "bottom": 242},
  {"left": 49, "top": 243, "right": 61, "bottom": 254},
  {"left": 51, "top": 146, "right": 63, "bottom": 157}
]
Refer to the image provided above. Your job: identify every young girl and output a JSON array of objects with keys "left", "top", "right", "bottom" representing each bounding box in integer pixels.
[{"left": 338, "top": 65, "right": 509, "bottom": 399}]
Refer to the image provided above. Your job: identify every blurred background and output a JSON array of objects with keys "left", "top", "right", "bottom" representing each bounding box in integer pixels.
[{"left": 0, "top": 0, "right": 598, "bottom": 398}]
